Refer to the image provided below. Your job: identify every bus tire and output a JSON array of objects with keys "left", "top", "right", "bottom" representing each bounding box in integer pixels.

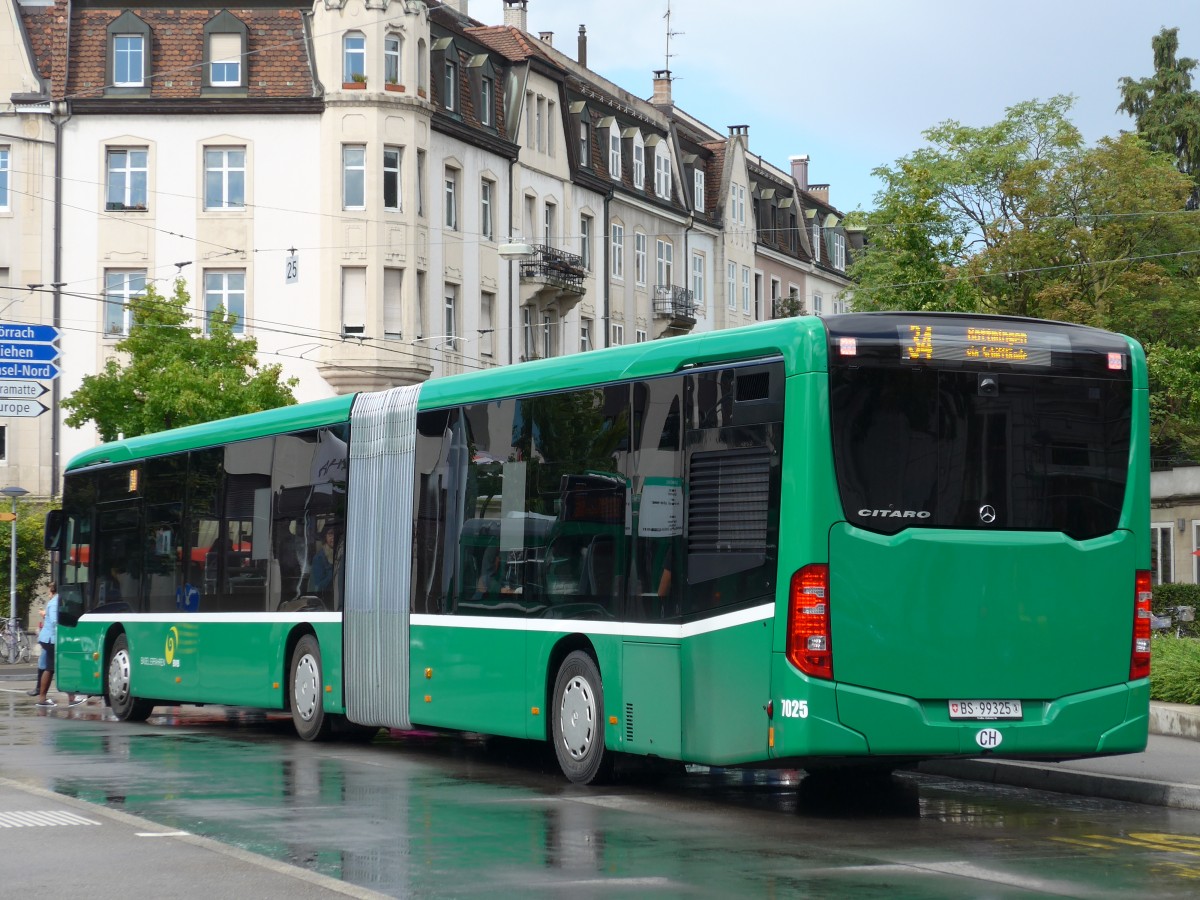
[
  {"left": 107, "top": 634, "right": 154, "bottom": 722},
  {"left": 551, "top": 650, "right": 612, "bottom": 785},
  {"left": 290, "top": 635, "right": 332, "bottom": 741}
]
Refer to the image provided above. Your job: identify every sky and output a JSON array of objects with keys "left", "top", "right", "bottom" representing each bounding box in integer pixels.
[{"left": 472, "top": 0, "right": 1200, "bottom": 213}]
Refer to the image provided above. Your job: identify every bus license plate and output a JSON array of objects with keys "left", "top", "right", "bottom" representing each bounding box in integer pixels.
[{"left": 948, "top": 700, "right": 1022, "bottom": 720}]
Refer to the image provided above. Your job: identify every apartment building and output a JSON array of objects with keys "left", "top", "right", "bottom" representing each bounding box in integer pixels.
[{"left": 0, "top": 0, "right": 854, "bottom": 497}]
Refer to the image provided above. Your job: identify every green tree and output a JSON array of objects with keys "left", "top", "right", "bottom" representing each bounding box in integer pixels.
[
  {"left": 63, "top": 278, "right": 297, "bottom": 441},
  {"left": 0, "top": 499, "right": 52, "bottom": 627},
  {"left": 849, "top": 96, "right": 1200, "bottom": 460},
  {"left": 1118, "top": 27, "right": 1200, "bottom": 200}
]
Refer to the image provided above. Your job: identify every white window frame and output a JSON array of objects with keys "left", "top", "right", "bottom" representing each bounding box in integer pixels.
[
  {"left": 541, "top": 311, "right": 556, "bottom": 358},
  {"left": 384, "top": 267, "right": 403, "bottom": 340},
  {"left": 609, "top": 124, "right": 621, "bottom": 180},
  {"left": 481, "top": 291, "right": 495, "bottom": 356},
  {"left": 383, "top": 146, "right": 402, "bottom": 212},
  {"left": 610, "top": 222, "right": 624, "bottom": 279},
  {"left": 106, "top": 147, "right": 148, "bottom": 211},
  {"left": 114, "top": 34, "right": 145, "bottom": 87},
  {"left": 444, "top": 168, "right": 458, "bottom": 230},
  {"left": 444, "top": 59, "right": 458, "bottom": 111},
  {"left": 0, "top": 147, "right": 8, "bottom": 211},
  {"left": 543, "top": 201, "right": 556, "bottom": 247},
  {"left": 480, "top": 178, "right": 494, "bottom": 241},
  {"left": 104, "top": 269, "right": 147, "bottom": 336},
  {"left": 204, "top": 147, "right": 245, "bottom": 211},
  {"left": 636, "top": 329, "right": 647, "bottom": 343},
  {"left": 343, "top": 33, "right": 366, "bottom": 83},
  {"left": 833, "top": 231, "right": 846, "bottom": 270},
  {"left": 342, "top": 145, "right": 365, "bottom": 210},
  {"left": 727, "top": 262, "right": 736, "bottom": 309},
  {"left": 813, "top": 292, "right": 823, "bottom": 316},
  {"left": 634, "top": 231, "right": 647, "bottom": 286},
  {"left": 633, "top": 134, "right": 645, "bottom": 189},
  {"left": 691, "top": 252, "right": 705, "bottom": 306},
  {"left": 444, "top": 284, "right": 459, "bottom": 350},
  {"left": 342, "top": 266, "right": 367, "bottom": 336},
  {"left": 655, "top": 146, "right": 671, "bottom": 199},
  {"left": 384, "top": 35, "right": 401, "bottom": 85},
  {"left": 480, "top": 76, "right": 493, "bottom": 126},
  {"left": 1152, "top": 522, "right": 1174, "bottom": 585},
  {"left": 204, "top": 269, "right": 246, "bottom": 334},
  {"left": 580, "top": 214, "right": 592, "bottom": 270},
  {"left": 209, "top": 32, "right": 241, "bottom": 87},
  {"left": 611, "top": 323, "right": 624, "bottom": 346},
  {"left": 580, "top": 318, "right": 592, "bottom": 352},
  {"left": 655, "top": 239, "right": 673, "bottom": 288},
  {"left": 693, "top": 168, "right": 705, "bottom": 212},
  {"left": 741, "top": 265, "right": 750, "bottom": 312},
  {"left": 812, "top": 222, "right": 822, "bottom": 262}
]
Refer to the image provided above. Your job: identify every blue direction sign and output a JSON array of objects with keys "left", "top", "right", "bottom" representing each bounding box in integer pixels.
[
  {"left": 0, "top": 361, "right": 58, "bottom": 380},
  {"left": 0, "top": 380, "right": 48, "bottom": 399},
  {"left": 0, "top": 323, "right": 58, "bottom": 344},
  {"left": 0, "top": 343, "right": 59, "bottom": 362},
  {"left": 0, "top": 399, "right": 48, "bottom": 418}
]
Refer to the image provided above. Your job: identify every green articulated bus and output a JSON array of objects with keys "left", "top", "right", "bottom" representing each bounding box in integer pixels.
[{"left": 46, "top": 312, "right": 1151, "bottom": 783}]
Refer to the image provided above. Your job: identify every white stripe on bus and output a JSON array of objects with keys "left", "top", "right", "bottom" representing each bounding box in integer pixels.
[{"left": 75, "top": 603, "right": 775, "bottom": 639}]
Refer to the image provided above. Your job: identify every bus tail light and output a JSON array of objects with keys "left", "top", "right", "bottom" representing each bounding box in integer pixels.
[
  {"left": 1130, "top": 570, "right": 1153, "bottom": 680},
  {"left": 787, "top": 564, "right": 832, "bottom": 680}
]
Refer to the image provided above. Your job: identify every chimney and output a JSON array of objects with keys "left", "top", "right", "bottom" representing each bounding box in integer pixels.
[
  {"left": 503, "top": 0, "right": 528, "bottom": 32},
  {"left": 652, "top": 69, "right": 672, "bottom": 107},
  {"left": 790, "top": 154, "right": 809, "bottom": 191},
  {"left": 539, "top": 31, "right": 554, "bottom": 46},
  {"left": 728, "top": 124, "right": 748, "bottom": 140},
  {"left": 444, "top": 0, "right": 469, "bottom": 15},
  {"left": 578, "top": 25, "right": 587, "bottom": 68}
]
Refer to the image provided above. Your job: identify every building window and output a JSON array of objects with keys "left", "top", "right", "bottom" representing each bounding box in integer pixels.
[
  {"left": 812, "top": 292, "right": 823, "bottom": 315},
  {"left": 384, "top": 268, "right": 403, "bottom": 340},
  {"left": 754, "top": 272, "right": 763, "bottom": 319},
  {"left": 416, "top": 149, "right": 426, "bottom": 217},
  {"left": 536, "top": 97, "right": 546, "bottom": 152},
  {"left": 209, "top": 32, "right": 242, "bottom": 87},
  {"left": 204, "top": 270, "right": 246, "bottom": 333},
  {"left": 812, "top": 222, "right": 821, "bottom": 262},
  {"left": 832, "top": 231, "right": 846, "bottom": 270},
  {"left": 580, "top": 318, "right": 592, "bottom": 352},
  {"left": 655, "top": 239, "right": 673, "bottom": 288},
  {"left": 1152, "top": 523, "right": 1174, "bottom": 585},
  {"left": 733, "top": 184, "right": 746, "bottom": 225},
  {"left": 417, "top": 39, "right": 428, "bottom": 93},
  {"left": 343, "top": 145, "right": 365, "bottom": 210},
  {"left": 481, "top": 292, "right": 495, "bottom": 356},
  {"left": 480, "top": 179, "right": 494, "bottom": 241},
  {"left": 343, "top": 33, "right": 366, "bottom": 83},
  {"left": 415, "top": 271, "right": 427, "bottom": 339},
  {"left": 384, "top": 147, "right": 401, "bottom": 211},
  {"left": 444, "top": 169, "right": 458, "bottom": 230},
  {"left": 113, "top": 34, "right": 145, "bottom": 87},
  {"left": 104, "top": 270, "right": 146, "bottom": 336},
  {"left": 611, "top": 222, "right": 624, "bottom": 279},
  {"left": 741, "top": 266, "right": 750, "bottom": 312},
  {"left": 541, "top": 312, "right": 555, "bottom": 358},
  {"left": 580, "top": 214, "right": 593, "bottom": 270},
  {"left": 655, "top": 147, "right": 671, "bottom": 199},
  {"left": 543, "top": 201, "right": 556, "bottom": 247},
  {"left": 634, "top": 231, "right": 647, "bottom": 286},
  {"left": 693, "top": 169, "right": 705, "bottom": 211},
  {"left": 204, "top": 147, "right": 245, "bottom": 210},
  {"left": 445, "top": 285, "right": 459, "bottom": 350},
  {"left": 636, "top": 329, "right": 647, "bottom": 343},
  {"left": 692, "top": 252, "right": 705, "bottom": 306},
  {"left": 522, "top": 306, "right": 534, "bottom": 359},
  {"left": 0, "top": 148, "right": 8, "bottom": 210},
  {"left": 444, "top": 59, "right": 458, "bottom": 111},
  {"left": 609, "top": 125, "right": 621, "bottom": 179},
  {"left": 342, "top": 267, "right": 366, "bottom": 335},
  {"left": 579, "top": 119, "right": 589, "bottom": 164},
  {"left": 633, "top": 134, "right": 644, "bottom": 189},
  {"left": 547, "top": 101, "right": 556, "bottom": 156},
  {"left": 771, "top": 277, "right": 782, "bottom": 305},
  {"left": 727, "top": 262, "right": 736, "bottom": 309},
  {"left": 611, "top": 323, "right": 624, "bottom": 346},
  {"left": 480, "top": 76, "right": 493, "bottom": 126},
  {"left": 106, "top": 148, "right": 147, "bottom": 211},
  {"left": 385, "top": 35, "right": 401, "bottom": 85}
]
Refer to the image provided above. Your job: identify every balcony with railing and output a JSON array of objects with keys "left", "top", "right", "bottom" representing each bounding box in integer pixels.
[
  {"left": 518, "top": 244, "right": 586, "bottom": 295},
  {"left": 652, "top": 284, "right": 697, "bottom": 329}
]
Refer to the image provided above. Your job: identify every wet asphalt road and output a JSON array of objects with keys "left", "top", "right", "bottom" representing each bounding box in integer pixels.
[{"left": 4, "top": 686, "right": 1200, "bottom": 898}]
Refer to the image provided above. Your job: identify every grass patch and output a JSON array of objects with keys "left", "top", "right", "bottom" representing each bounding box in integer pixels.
[{"left": 1150, "top": 634, "right": 1200, "bottom": 704}]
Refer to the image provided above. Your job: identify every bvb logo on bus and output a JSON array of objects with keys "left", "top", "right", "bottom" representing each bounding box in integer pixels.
[{"left": 165, "top": 626, "right": 180, "bottom": 667}]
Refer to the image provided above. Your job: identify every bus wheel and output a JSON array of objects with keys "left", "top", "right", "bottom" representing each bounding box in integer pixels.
[
  {"left": 290, "top": 635, "right": 331, "bottom": 741},
  {"left": 107, "top": 635, "right": 154, "bottom": 722},
  {"left": 551, "top": 651, "right": 612, "bottom": 784}
]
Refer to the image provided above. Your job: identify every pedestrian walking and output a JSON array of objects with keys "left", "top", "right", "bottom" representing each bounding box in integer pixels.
[
  {"left": 34, "top": 583, "right": 84, "bottom": 709},
  {"left": 25, "top": 602, "right": 45, "bottom": 696}
]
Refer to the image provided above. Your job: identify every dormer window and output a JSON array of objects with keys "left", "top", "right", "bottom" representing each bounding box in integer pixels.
[
  {"left": 203, "top": 12, "right": 248, "bottom": 91},
  {"left": 632, "top": 132, "right": 645, "bottom": 189},
  {"left": 432, "top": 37, "right": 461, "bottom": 112},
  {"left": 343, "top": 33, "right": 366, "bottom": 83},
  {"left": 480, "top": 76, "right": 493, "bottom": 125},
  {"left": 693, "top": 168, "right": 705, "bottom": 211},
  {"left": 107, "top": 11, "right": 151, "bottom": 93},
  {"left": 444, "top": 59, "right": 458, "bottom": 110},
  {"left": 608, "top": 122, "right": 621, "bottom": 180},
  {"left": 580, "top": 120, "right": 590, "bottom": 163},
  {"left": 654, "top": 144, "right": 671, "bottom": 199}
]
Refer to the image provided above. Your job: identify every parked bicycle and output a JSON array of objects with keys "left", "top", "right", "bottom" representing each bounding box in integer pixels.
[{"left": 0, "top": 620, "right": 31, "bottom": 664}]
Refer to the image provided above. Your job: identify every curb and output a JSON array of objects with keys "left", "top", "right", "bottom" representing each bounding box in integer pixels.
[
  {"left": 1150, "top": 702, "right": 1200, "bottom": 741},
  {"left": 916, "top": 758, "right": 1200, "bottom": 810}
]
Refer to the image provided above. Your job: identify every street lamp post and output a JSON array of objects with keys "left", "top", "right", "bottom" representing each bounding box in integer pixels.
[{"left": 1, "top": 486, "right": 29, "bottom": 663}]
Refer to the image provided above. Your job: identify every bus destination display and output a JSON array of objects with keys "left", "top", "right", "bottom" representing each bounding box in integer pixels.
[{"left": 899, "top": 323, "right": 1057, "bottom": 366}]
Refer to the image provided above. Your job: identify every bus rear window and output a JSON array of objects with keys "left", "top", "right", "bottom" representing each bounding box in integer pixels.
[{"left": 826, "top": 315, "right": 1133, "bottom": 541}]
